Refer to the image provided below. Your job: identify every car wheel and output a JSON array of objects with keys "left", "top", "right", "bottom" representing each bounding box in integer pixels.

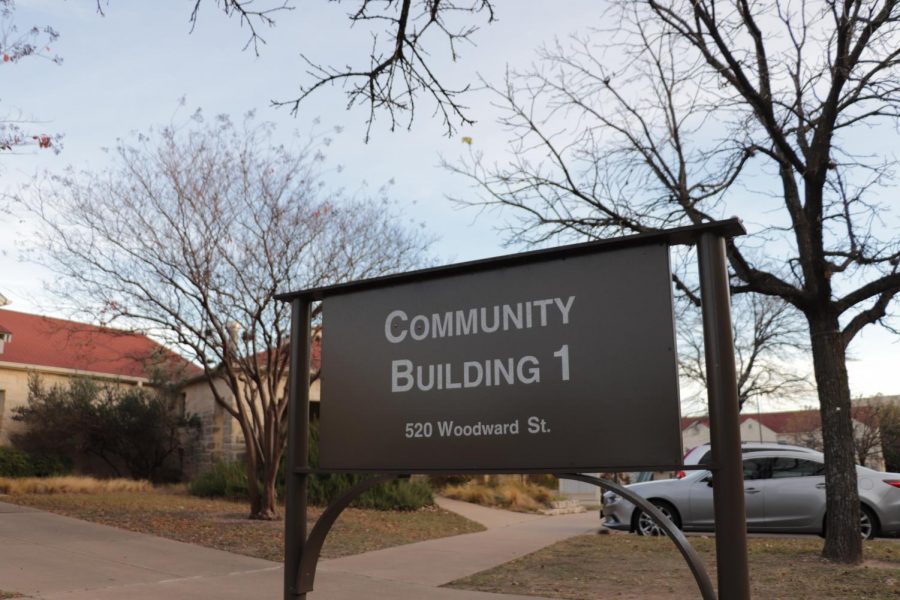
[
  {"left": 633, "top": 500, "right": 682, "bottom": 537},
  {"left": 820, "top": 506, "right": 880, "bottom": 541},
  {"left": 860, "top": 506, "right": 879, "bottom": 541}
]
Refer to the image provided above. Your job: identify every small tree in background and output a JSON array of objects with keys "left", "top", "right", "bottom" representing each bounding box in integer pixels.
[
  {"left": 881, "top": 401, "right": 900, "bottom": 472},
  {"left": 18, "top": 110, "right": 432, "bottom": 519},
  {"left": 678, "top": 294, "right": 812, "bottom": 413},
  {"left": 852, "top": 397, "right": 900, "bottom": 470}
]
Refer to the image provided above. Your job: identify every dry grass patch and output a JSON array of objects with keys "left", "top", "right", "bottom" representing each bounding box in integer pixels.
[
  {"left": 442, "top": 477, "right": 559, "bottom": 512},
  {"left": 0, "top": 476, "right": 151, "bottom": 495},
  {"left": 447, "top": 533, "right": 900, "bottom": 599},
  {"left": 3, "top": 488, "right": 484, "bottom": 561}
]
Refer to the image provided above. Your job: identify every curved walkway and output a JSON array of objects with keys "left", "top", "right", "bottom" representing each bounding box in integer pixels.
[{"left": 0, "top": 497, "right": 600, "bottom": 599}]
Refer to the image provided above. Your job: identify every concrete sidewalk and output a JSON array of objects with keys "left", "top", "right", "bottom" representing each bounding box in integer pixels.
[
  {"left": 0, "top": 497, "right": 599, "bottom": 599},
  {"left": 321, "top": 497, "right": 598, "bottom": 587}
]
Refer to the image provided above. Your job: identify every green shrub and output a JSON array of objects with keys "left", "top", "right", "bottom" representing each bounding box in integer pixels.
[
  {"left": 351, "top": 477, "right": 434, "bottom": 511},
  {"left": 0, "top": 447, "right": 70, "bottom": 478},
  {"left": 428, "top": 474, "right": 474, "bottom": 489},
  {"left": 305, "top": 420, "right": 433, "bottom": 511},
  {"left": 187, "top": 421, "right": 435, "bottom": 510},
  {"left": 0, "top": 447, "right": 29, "bottom": 477},
  {"left": 188, "top": 460, "right": 249, "bottom": 498},
  {"left": 306, "top": 471, "right": 433, "bottom": 511},
  {"left": 12, "top": 374, "right": 196, "bottom": 483}
]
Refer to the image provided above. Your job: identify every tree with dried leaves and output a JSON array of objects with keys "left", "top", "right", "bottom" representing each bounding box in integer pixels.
[
  {"left": 0, "top": 0, "right": 63, "bottom": 155},
  {"left": 17, "top": 112, "right": 431, "bottom": 519},
  {"left": 441, "top": 1, "right": 900, "bottom": 564},
  {"left": 200, "top": 0, "right": 900, "bottom": 561}
]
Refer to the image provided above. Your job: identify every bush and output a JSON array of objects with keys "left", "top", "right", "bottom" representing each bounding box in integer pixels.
[
  {"left": 187, "top": 420, "right": 435, "bottom": 510},
  {"left": 306, "top": 471, "right": 434, "bottom": 511},
  {"left": 12, "top": 374, "right": 198, "bottom": 483},
  {"left": 0, "top": 447, "right": 70, "bottom": 478},
  {"left": 428, "top": 474, "right": 474, "bottom": 489},
  {"left": 187, "top": 460, "right": 249, "bottom": 499},
  {"left": 306, "top": 420, "right": 434, "bottom": 511},
  {"left": 441, "top": 476, "right": 560, "bottom": 513},
  {"left": 350, "top": 477, "right": 434, "bottom": 511}
]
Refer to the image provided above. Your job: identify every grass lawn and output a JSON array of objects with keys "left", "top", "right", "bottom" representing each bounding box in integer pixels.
[
  {"left": 447, "top": 533, "right": 900, "bottom": 599},
  {"left": 2, "top": 489, "right": 484, "bottom": 562}
]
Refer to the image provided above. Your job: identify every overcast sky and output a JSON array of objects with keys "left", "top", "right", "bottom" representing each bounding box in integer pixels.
[{"left": 1, "top": 1, "right": 897, "bottom": 403}]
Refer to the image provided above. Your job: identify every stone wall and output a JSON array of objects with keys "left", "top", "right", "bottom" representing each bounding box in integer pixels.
[{"left": 181, "top": 376, "right": 320, "bottom": 478}]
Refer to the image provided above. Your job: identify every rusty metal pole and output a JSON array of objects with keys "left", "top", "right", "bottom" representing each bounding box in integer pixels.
[
  {"left": 284, "top": 298, "right": 311, "bottom": 599},
  {"left": 697, "top": 233, "right": 750, "bottom": 600}
]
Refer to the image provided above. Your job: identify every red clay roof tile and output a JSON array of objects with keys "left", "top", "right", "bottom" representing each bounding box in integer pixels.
[{"left": 0, "top": 309, "right": 200, "bottom": 380}]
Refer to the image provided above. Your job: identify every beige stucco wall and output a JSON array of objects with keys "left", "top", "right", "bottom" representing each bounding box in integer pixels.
[
  {"left": 681, "top": 421, "right": 710, "bottom": 452},
  {"left": 681, "top": 418, "right": 779, "bottom": 454},
  {"left": 0, "top": 363, "right": 143, "bottom": 445},
  {"left": 740, "top": 419, "right": 779, "bottom": 444}
]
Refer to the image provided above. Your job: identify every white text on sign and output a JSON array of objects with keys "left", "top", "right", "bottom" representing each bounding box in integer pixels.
[{"left": 385, "top": 296, "right": 575, "bottom": 393}]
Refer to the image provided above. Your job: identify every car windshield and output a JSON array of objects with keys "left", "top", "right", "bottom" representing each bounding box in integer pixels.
[{"left": 681, "top": 469, "right": 710, "bottom": 481}]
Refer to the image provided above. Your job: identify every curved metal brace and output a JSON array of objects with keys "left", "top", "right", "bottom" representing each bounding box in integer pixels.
[
  {"left": 296, "top": 474, "right": 400, "bottom": 593},
  {"left": 557, "top": 473, "right": 716, "bottom": 600}
]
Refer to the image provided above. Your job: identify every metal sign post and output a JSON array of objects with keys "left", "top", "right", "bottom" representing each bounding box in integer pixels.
[
  {"left": 284, "top": 298, "right": 310, "bottom": 599},
  {"left": 279, "top": 219, "right": 750, "bottom": 600},
  {"left": 698, "top": 233, "right": 751, "bottom": 600}
]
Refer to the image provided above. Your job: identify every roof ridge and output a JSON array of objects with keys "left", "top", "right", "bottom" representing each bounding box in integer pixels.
[
  {"left": 0, "top": 309, "right": 200, "bottom": 379},
  {"left": 0, "top": 308, "right": 144, "bottom": 337}
]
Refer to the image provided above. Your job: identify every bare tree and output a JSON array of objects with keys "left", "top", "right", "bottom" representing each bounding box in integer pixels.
[
  {"left": 851, "top": 397, "right": 894, "bottom": 469},
  {"left": 16, "top": 111, "right": 431, "bottom": 519},
  {"left": 440, "top": 1, "right": 900, "bottom": 564},
  {"left": 783, "top": 398, "right": 893, "bottom": 469},
  {"left": 191, "top": 0, "right": 496, "bottom": 139},
  {"left": 784, "top": 411, "right": 826, "bottom": 453},
  {"left": 0, "top": 0, "right": 63, "bottom": 155},
  {"left": 679, "top": 293, "right": 812, "bottom": 411},
  {"left": 192, "top": 0, "right": 900, "bottom": 562},
  {"left": 880, "top": 398, "right": 900, "bottom": 471}
]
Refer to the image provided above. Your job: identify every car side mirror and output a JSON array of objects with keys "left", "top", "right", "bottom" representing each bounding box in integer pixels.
[{"left": 703, "top": 475, "right": 713, "bottom": 487}]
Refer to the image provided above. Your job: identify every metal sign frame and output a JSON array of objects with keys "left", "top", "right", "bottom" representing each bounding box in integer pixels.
[{"left": 277, "top": 219, "right": 750, "bottom": 600}]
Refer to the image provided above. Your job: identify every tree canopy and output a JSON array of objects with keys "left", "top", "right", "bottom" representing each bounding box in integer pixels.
[{"left": 19, "top": 111, "right": 432, "bottom": 518}]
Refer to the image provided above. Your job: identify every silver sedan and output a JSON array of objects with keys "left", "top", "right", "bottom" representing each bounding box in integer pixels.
[{"left": 602, "top": 450, "right": 900, "bottom": 540}]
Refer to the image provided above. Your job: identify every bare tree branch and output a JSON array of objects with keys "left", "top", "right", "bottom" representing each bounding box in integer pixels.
[
  {"left": 447, "top": 0, "right": 900, "bottom": 563},
  {"left": 15, "top": 110, "right": 432, "bottom": 518}
]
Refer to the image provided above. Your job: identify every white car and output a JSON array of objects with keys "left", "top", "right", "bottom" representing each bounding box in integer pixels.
[
  {"left": 682, "top": 441, "right": 818, "bottom": 467},
  {"left": 602, "top": 449, "right": 900, "bottom": 540}
]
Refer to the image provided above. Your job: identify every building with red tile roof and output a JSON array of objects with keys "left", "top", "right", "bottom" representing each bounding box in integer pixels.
[
  {"left": 0, "top": 308, "right": 200, "bottom": 444},
  {"left": 681, "top": 401, "right": 899, "bottom": 471}
]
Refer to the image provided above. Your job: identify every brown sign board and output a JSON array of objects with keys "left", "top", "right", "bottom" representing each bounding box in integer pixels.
[{"left": 319, "top": 242, "right": 683, "bottom": 471}]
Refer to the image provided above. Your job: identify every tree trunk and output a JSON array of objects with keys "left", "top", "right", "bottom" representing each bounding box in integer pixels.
[
  {"left": 245, "top": 445, "right": 265, "bottom": 520},
  {"left": 807, "top": 311, "right": 862, "bottom": 563},
  {"left": 244, "top": 448, "right": 280, "bottom": 520},
  {"left": 256, "top": 456, "right": 280, "bottom": 521}
]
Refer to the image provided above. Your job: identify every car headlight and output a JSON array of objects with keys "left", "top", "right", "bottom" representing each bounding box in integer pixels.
[{"left": 603, "top": 492, "right": 619, "bottom": 504}]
